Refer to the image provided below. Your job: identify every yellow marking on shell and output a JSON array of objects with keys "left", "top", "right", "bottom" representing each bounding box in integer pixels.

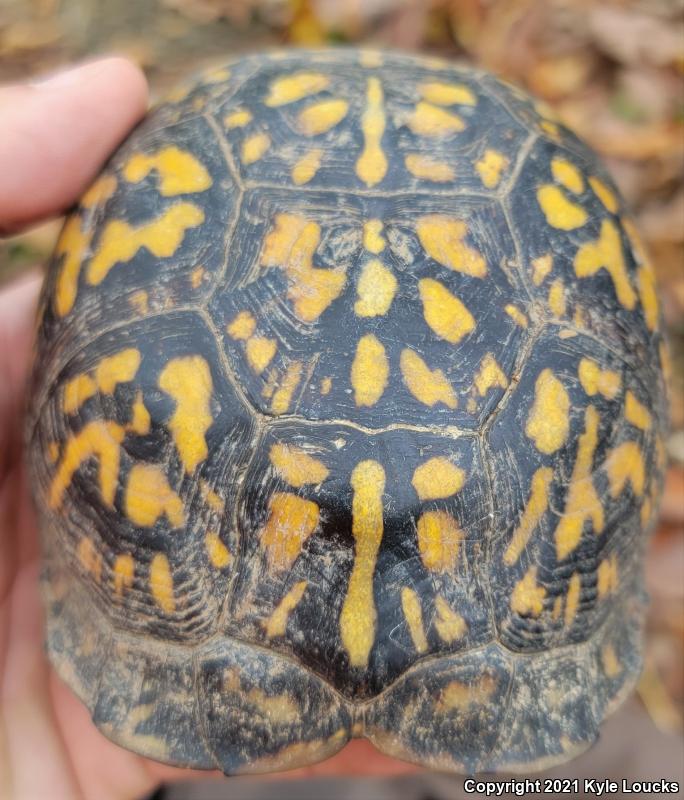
[
  {"left": 158, "top": 355, "right": 213, "bottom": 474},
  {"left": 474, "top": 353, "right": 508, "bottom": 396},
  {"left": 340, "top": 461, "right": 385, "bottom": 668},
  {"left": 400, "top": 349, "right": 457, "bottom": 409},
  {"left": 265, "top": 72, "right": 329, "bottom": 106},
  {"left": 351, "top": 334, "right": 389, "bottom": 407},
  {"left": 80, "top": 174, "right": 117, "bottom": 209},
  {"left": 601, "top": 643, "right": 622, "bottom": 677},
  {"left": 96, "top": 349, "right": 141, "bottom": 394},
  {"left": 412, "top": 458, "right": 465, "bottom": 501},
  {"left": 150, "top": 553, "right": 175, "bottom": 614},
  {"left": 574, "top": 219, "right": 636, "bottom": 309},
  {"left": 525, "top": 369, "right": 570, "bottom": 454},
  {"left": 503, "top": 467, "right": 553, "bottom": 566},
  {"left": 200, "top": 480, "right": 224, "bottom": 513},
  {"left": 129, "top": 289, "right": 149, "bottom": 315},
  {"left": 264, "top": 581, "right": 308, "bottom": 638},
  {"left": 355, "top": 260, "right": 397, "bottom": 318},
  {"left": 113, "top": 553, "right": 134, "bottom": 597},
  {"left": 54, "top": 216, "right": 92, "bottom": 317},
  {"left": 505, "top": 304, "right": 528, "bottom": 327},
  {"left": 49, "top": 421, "right": 125, "bottom": 509},
  {"left": 297, "top": 99, "right": 349, "bottom": 136},
  {"left": 224, "top": 109, "right": 252, "bottom": 128},
  {"left": 63, "top": 374, "right": 96, "bottom": 415},
  {"left": 597, "top": 554, "right": 619, "bottom": 598},
  {"left": 434, "top": 595, "right": 467, "bottom": 643},
  {"left": 438, "top": 675, "right": 496, "bottom": 712},
  {"left": 88, "top": 203, "right": 204, "bottom": 285},
  {"left": 606, "top": 441, "right": 645, "bottom": 498},
  {"left": 261, "top": 214, "right": 346, "bottom": 322},
  {"left": 125, "top": 464, "right": 184, "bottom": 528},
  {"left": 559, "top": 329, "right": 577, "bottom": 340},
  {"left": 291, "top": 148, "right": 323, "bottom": 184},
  {"left": 475, "top": 149, "right": 509, "bottom": 189},
  {"left": 363, "top": 219, "right": 385, "bottom": 253},
  {"left": 531, "top": 253, "right": 553, "bottom": 286},
  {"left": 261, "top": 492, "right": 319, "bottom": 570},
  {"left": 202, "top": 67, "right": 230, "bottom": 83},
  {"left": 129, "top": 391, "right": 151, "bottom": 436},
  {"left": 269, "top": 443, "right": 329, "bottom": 487},
  {"left": 271, "top": 361, "right": 302, "bottom": 415},
  {"left": 404, "top": 154, "right": 454, "bottom": 182},
  {"left": 548, "top": 279, "right": 566, "bottom": 316},
  {"left": 420, "top": 81, "right": 476, "bottom": 107},
  {"left": 625, "top": 391, "right": 651, "bottom": 430},
  {"left": 551, "top": 157, "right": 584, "bottom": 194},
  {"left": 551, "top": 595, "right": 563, "bottom": 620},
  {"left": 416, "top": 510, "right": 462, "bottom": 573},
  {"left": 190, "top": 266, "right": 205, "bottom": 288},
  {"left": 564, "top": 572, "right": 581, "bottom": 626},
  {"left": 418, "top": 278, "right": 476, "bottom": 344},
  {"left": 205, "top": 531, "right": 231, "bottom": 569},
  {"left": 541, "top": 120, "right": 561, "bottom": 139},
  {"left": 416, "top": 216, "right": 487, "bottom": 277},
  {"left": 554, "top": 406, "right": 604, "bottom": 560},
  {"left": 637, "top": 263, "right": 659, "bottom": 331},
  {"left": 320, "top": 377, "right": 332, "bottom": 395},
  {"left": 408, "top": 102, "right": 465, "bottom": 137},
  {"left": 245, "top": 337, "right": 277, "bottom": 374},
  {"left": 227, "top": 310, "right": 256, "bottom": 340},
  {"left": 510, "top": 566, "right": 546, "bottom": 617},
  {"left": 123, "top": 147, "right": 212, "bottom": 196},
  {"left": 47, "top": 441, "right": 60, "bottom": 463},
  {"left": 537, "top": 185, "right": 588, "bottom": 230},
  {"left": 78, "top": 538, "right": 102, "bottom": 582},
  {"left": 641, "top": 495, "right": 653, "bottom": 528},
  {"left": 578, "top": 359, "right": 622, "bottom": 400},
  {"left": 241, "top": 132, "right": 270, "bottom": 164},
  {"left": 401, "top": 587, "right": 428, "bottom": 654},
  {"left": 359, "top": 50, "right": 383, "bottom": 68},
  {"left": 589, "top": 177, "right": 618, "bottom": 213},
  {"left": 356, "top": 78, "right": 387, "bottom": 187}
]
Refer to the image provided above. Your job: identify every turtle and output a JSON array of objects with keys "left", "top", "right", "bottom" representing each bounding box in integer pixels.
[{"left": 27, "top": 48, "right": 669, "bottom": 775}]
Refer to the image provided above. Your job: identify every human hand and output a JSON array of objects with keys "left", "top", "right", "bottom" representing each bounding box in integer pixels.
[{"left": 0, "top": 58, "right": 416, "bottom": 800}]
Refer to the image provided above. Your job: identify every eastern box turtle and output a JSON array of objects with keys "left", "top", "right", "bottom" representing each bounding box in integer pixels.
[{"left": 27, "top": 49, "right": 669, "bottom": 774}]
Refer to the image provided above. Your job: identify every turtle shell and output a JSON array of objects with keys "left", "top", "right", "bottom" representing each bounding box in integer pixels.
[{"left": 27, "top": 48, "right": 669, "bottom": 774}]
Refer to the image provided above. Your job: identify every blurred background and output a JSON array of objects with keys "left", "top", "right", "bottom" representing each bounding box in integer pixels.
[{"left": 1, "top": 0, "right": 682, "bottom": 796}]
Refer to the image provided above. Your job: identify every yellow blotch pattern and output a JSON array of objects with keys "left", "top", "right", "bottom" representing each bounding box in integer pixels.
[
  {"left": 505, "top": 304, "right": 528, "bottom": 328},
  {"left": 574, "top": 219, "right": 636, "bottom": 309},
  {"left": 475, "top": 149, "right": 508, "bottom": 189},
  {"left": 363, "top": 219, "right": 385, "bottom": 253},
  {"left": 601, "top": 644, "right": 622, "bottom": 678},
  {"left": 564, "top": 573, "right": 582, "bottom": 626},
  {"left": 227, "top": 310, "right": 256, "bottom": 340},
  {"left": 400, "top": 349, "right": 457, "bottom": 409},
  {"left": 205, "top": 531, "right": 231, "bottom": 569},
  {"left": 416, "top": 510, "right": 462, "bottom": 573},
  {"left": 437, "top": 675, "right": 496, "bottom": 712},
  {"left": 554, "top": 406, "right": 604, "bottom": 560},
  {"left": 264, "top": 580, "right": 308, "bottom": 639},
  {"left": 297, "top": 99, "right": 349, "bottom": 136},
  {"left": 63, "top": 374, "right": 96, "bottom": 415},
  {"left": 340, "top": 461, "right": 385, "bottom": 667},
  {"left": 113, "top": 553, "right": 135, "bottom": 597},
  {"left": 351, "top": 334, "right": 389, "bottom": 407},
  {"left": 54, "top": 216, "right": 92, "bottom": 317},
  {"left": 271, "top": 361, "right": 303, "bottom": 414},
  {"left": 434, "top": 596, "right": 467, "bottom": 643},
  {"left": 420, "top": 81, "right": 476, "bottom": 106},
  {"left": 412, "top": 457, "right": 465, "bottom": 501},
  {"left": 637, "top": 263, "right": 659, "bottom": 331},
  {"left": 551, "top": 157, "right": 584, "bottom": 194},
  {"left": 625, "top": 391, "right": 651, "bottom": 431},
  {"left": 291, "top": 149, "right": 323, "bottom": 185},
  {"left": 123, "top": 147, "right": 212, "bottom": 196},
  {"left": 537, "top": 185, "right": 588, "bottom": 230},
  {"left": 606, "top": 441, "right": 645, "bottom": 499},
  {"left": 356, "top": 78, "right": 387, "bottom": 187},
  {"left": 190, "top": 266, "right": 205, "bottom": 288},
  {"left": 548, "top": 279, "right": 566, "bottom": 316},
  {"left": 597, "top": 554, "right": 619, "bottom": 598},
  {"left": 245, "top": 337, "right": 277, "bottom": 374},
  {"left": 129, "top": 391, "right": 151, "bottom": 436},
  {"left": 125, "top": 464, "right": 184, "bottom": 528},
  {"left": 269, "top": 443, "right": 329, "bottom": 487},
  {"left": 129, "top": 290, "right": 149, "bottom": 315},
  {"left": 503, "top": 467, "right": 553, "bottom": 566},
  {"left": 150, "top": 553, "right": 175, "bottom": 614},
  {"left": 224, "top": 109, "right": 252, "bottom": 129},
  {"left": 589, "top": 177, "right": 618, "bottom": 213},
  {"left": 241, "top": 132, "right": 270, "bottom": 164},
  {"left": 355, "top": 260, "right": 397, "bottom": 317},
  {"left": 418, "top": 278, "right": 476, "bottom": 344},
  {"left": 531, "top": 253, "right": 553, "bottom": 286},
  {"left": 401, "top": 587, "right": 428, "bottom": 654},
  {"left": 320, "top": 377, "right": 332, "bottom": 395},
  {"left": 525, "top": 369, "right": 570, "bottom": 455},
  {"left": 265, "top": 72, "right": 329, "bottom": 106},
  {"left": 408, "top": 102, "right": 465, "bottom": 137},
  {"left": 88, "top": 203, "right": 204, "bottom": 285},
  {"left": 158, "top": 356, "right": 213, "bottom": 474},
  {"left": 49, "top": 420, "right": 125, "bottom": 509},
  {"left": 80, "top": 174, "right": 117, "bottom": 209},
  {"left": 260, "top": 492, "right": 320, "bottom": 570},
  {"left": 78, "top": 538, "right": 102, "bottom": 582},
  {"left": 578, "top": 358, "right": 622, "bottom": 400},
  {"left": 474, "top": 353, "right": 508, "bottom": 396},
  {"left": 404, "top": 154, "right": 454, "bottom": 182},
  {"left": 416, "top": 216, "right": 487, "bottom": 277},
  {"left": 510, "top": 567, "right": 546, "bottom": 617}
]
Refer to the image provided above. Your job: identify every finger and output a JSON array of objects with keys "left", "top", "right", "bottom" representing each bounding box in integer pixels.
[{"left": 0, "top": 58, "right": 148, "bottom": 235}]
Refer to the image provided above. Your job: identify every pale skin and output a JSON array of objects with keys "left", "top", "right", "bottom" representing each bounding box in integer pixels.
[{"left": 0, "top": 58, "right": 416, "bottom": 800}]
